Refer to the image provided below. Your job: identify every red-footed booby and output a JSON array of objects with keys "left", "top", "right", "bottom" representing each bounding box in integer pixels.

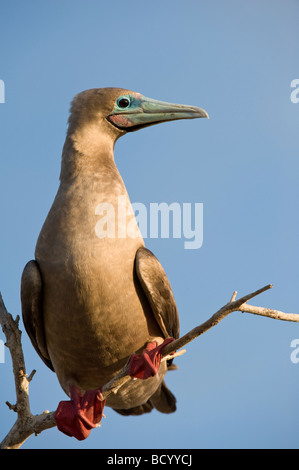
[{"left": 21, "top": 88, "right": 208, "bottom": 440}]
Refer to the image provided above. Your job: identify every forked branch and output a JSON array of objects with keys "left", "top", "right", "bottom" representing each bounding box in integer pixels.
[{"left": 1, "top": 284, "right": 298, "bottom": 448}]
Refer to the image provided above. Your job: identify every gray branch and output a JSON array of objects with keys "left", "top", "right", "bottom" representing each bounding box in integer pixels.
[{"left": 1, "top": 284, "right": 298, "bottom": 448}]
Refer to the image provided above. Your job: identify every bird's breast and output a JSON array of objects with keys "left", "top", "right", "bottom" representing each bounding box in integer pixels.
[{"left": 35, "top": 177, "right": 157, "bottom": 392}]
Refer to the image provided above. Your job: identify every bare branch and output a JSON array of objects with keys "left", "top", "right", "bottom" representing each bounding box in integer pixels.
[
  {"left": 5, "top": 401, "right": 18, "bottom": 412},
  {"left": 0, "top": 294, "right": 31, "bottom": 421},
  {"left": 230, "top": 291, "right": 237, "bottom": 302},
  {"left": 1, "top": 283, "right": 299, "bottom": 448},
  {"left": 238, "top": 303, "right": 299, "bottom": 322},
  {"left": 161, "top": 284, "right": 277, "bottom": 357},
  {"left": 27, "top": 370, "right": 36, "bottom": 383},
  {"left": 99, "top": 284, "right": 299, "bottom": 400},
  {"left": 0, "top": 293, "right": 56, "bottom": 449}
]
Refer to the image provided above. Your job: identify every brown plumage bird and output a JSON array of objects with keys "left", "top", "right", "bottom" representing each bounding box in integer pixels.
[{"left": 21, "top": 88, "right": 208, "bottom": 438}]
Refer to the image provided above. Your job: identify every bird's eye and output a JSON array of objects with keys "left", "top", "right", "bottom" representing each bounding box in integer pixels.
[{"left": 117, "top": 97, "right": 130, "bottom": 108}]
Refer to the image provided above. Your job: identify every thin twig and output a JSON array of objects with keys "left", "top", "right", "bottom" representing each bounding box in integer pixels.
[
  {"left": 238, "top": 303, "right": 299, "bottom": 322},
  {"left": 161, "top": 284, "right": 276, "bottom": 357}
]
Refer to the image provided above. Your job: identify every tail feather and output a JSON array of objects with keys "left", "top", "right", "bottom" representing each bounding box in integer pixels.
[
  {"left": 113, "top": 400, "right": 153, "bottom": 416},
  {"left": 149, "top": 380, "right": 176, "bottom": 414}
]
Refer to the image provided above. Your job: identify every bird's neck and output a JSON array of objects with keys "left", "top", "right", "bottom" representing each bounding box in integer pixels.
[
  {"left": 55, "top": 123, "right": 143, "bottom": 245},
  {"left": 60, "top": 123, "right": 118, "bottom": 183}
]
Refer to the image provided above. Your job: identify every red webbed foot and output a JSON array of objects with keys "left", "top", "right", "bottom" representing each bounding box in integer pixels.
[
  {"left": 129, "top": 337, "right": 175, "bottom": 379},
  {"left": 55, "top": 385, "right": 105, "bottom": 440},
  {"left": 55, "top": 338, "right": 174, "bottom": 439}
]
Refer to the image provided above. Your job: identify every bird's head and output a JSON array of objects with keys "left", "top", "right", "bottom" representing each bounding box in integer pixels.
[{"left": 68, "top": 87, "right": 208, "bottom": 140}]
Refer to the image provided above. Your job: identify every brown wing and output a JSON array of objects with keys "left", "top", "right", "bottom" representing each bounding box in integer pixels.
[
  {"left": 113, "top": 247, "right": 179, "bottom": 416},
  {"left": 21, "top": 260, "right": 54, "bottom": 371},
  {"left": 135, "top": 247, "right": 179, "bottom": 340}
]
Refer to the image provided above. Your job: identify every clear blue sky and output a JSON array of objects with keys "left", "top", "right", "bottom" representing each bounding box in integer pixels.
[{"left": 0, "top": 0, "right": 299, "bottom": 449}]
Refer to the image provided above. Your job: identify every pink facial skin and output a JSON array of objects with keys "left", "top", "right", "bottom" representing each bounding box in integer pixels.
[{"left": 108, "top": 114, "right": 135, "bottom": 128}]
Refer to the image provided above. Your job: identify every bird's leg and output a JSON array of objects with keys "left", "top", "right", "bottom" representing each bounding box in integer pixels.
[
  {"left": 54, "top": 338, "right": 174, "bottom": 440},
  {"left": 54, "top": 384, "right": 105, "bottom": 440},
  {"left": 129, "top": 337, "right": 175, "bottom": 380}
]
